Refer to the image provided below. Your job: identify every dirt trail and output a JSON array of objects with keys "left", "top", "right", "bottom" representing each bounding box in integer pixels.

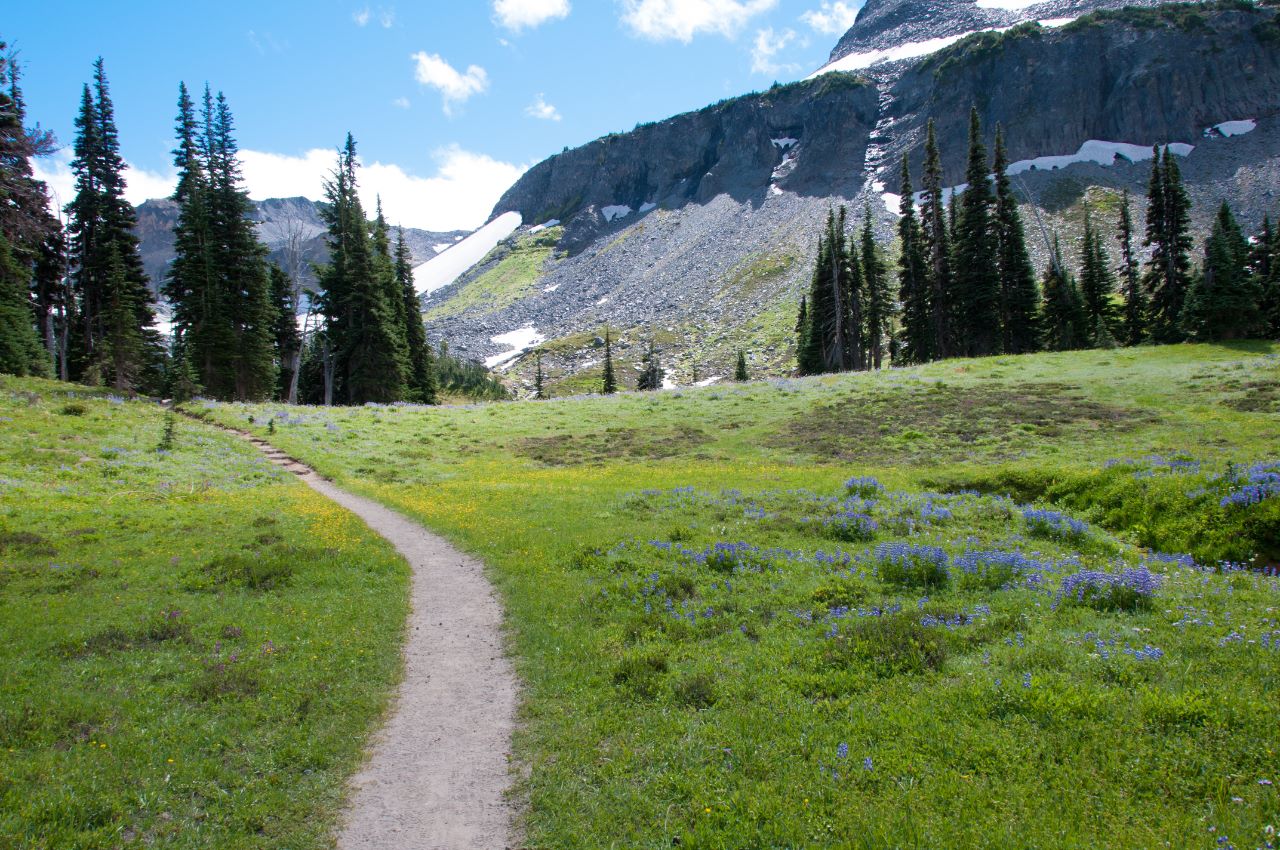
[{"left": 236, "top": 429, "right": 519, "bottom": 849}]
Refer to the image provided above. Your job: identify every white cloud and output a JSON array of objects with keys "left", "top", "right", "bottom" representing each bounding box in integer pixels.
[
  {"left": 493, "top": 0, "right": 571, "bottom": 31},
  {"left": 353, "top": 7, "right": 371, "bottom": 26},
  {"left": 620, "top": 0, "right": 777, "bottom": 42},
  {"left": 33, "top": 148, "right": 177, "bottom": 211},
  {"left": 238, "top": 145, "right": 525, "bottom": 232},
  {"left": 525, "top": 93, "right": 562, "bottom": 121},
  {"left": 751, "top": 27, "right": 800, "bottom": 74},
  {"left": 379, "top": 7, "right": 395, "bottom": 27},
  {"left": 34, "top": 144, "right": 524, "bottom": 235},
  {"left": 800, "top": 1, "right": 861, "bottom": 35},
  {"left": 411, "top": 52, "right": 489, "bottom": 115},
  {"left": 392, "top": 96, "right": 411, "bottom": 109}
]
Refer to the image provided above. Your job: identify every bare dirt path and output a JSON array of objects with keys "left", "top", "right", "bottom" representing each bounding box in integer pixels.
[{"left": 226, "top": 425, "right": 519, "bottom": 849}]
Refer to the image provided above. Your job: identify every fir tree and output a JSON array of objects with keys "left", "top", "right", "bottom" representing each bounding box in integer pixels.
[
  {"left": 1078, "top": 206, "right": 1120, "bottom": 345},
  {"left": 861, "top": 206, "right": 892, "bottom": 369},
  {"left": 992, "top": 127, "right": 1041, "bottom": 354},
  {"left": 1116, "top": 189, "right": 1147, "bottom": 346},
  {"left": 601, "top": 328, "right": 617, "bottom": 394},
  {"left": 394, "top": 228, "right": 437, "bottom": 404},
  {"left": 920, "top": 122, "right": 953, "bottom": 359},
  {"left": 895, "top": 155, "right": 932, "bottom": 365},
  {"left": 316, "top": 134, "right": 406, "bottom": 404},
  {"left": 1041, "top": 238, "right": 1087, "bottom": 352},
  {"left": 1181, "top": 202, "right": 1262, "bottom": 340},
  {"left": 794, "top": 295, "right": 812, "bottom": 373},
  {"left": 953, "top": 107, "right": 1000, "bottom": 357},
  {"left": 1145, "top": 147, "right": 1194, "bottom": 343},
  {"left": 0, "top": 232, "right": 46, "bottom": 375},
  {"left": 534, "top": 352, "right": 546, "bottom": 399},
  {"left": 1256, "top": 215, "right": 1280, "bottom": 336},
  {"left": 734, "top": 350, "right": 749, "bottom": 382},
  {"left": 372, "top": 198, "right": 410, "bottom": 384},
  {"left": 66, "top": 60, "right": 160, "bottom": 390},
  {"left": 637, "top": 338, "right": 664, "bottom": 391}
]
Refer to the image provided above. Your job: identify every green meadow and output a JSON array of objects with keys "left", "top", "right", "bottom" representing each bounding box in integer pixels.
[
  {"left": 0, "top": 378, "right": 409, "bottom": 849},
  {"left": 181, "top": 342, "right": 1278, "bottom": 849}
]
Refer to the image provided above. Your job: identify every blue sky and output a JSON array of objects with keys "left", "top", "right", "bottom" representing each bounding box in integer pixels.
[{"left": 10, "top": 0, "right": 863, "bottom": 231}]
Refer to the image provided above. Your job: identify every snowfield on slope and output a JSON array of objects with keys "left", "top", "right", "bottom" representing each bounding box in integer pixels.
[{"left": 413, "top": 211, "right": 522, "bottom": 297}]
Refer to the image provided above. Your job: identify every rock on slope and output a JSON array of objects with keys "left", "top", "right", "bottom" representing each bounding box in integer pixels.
[{"left": 428, "top": 1, "right": 1280, "bottom": 393}]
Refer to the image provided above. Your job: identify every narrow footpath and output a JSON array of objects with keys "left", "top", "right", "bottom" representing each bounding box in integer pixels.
[{"left": 235, "top": 427, "right": 519, "bottom": 850}]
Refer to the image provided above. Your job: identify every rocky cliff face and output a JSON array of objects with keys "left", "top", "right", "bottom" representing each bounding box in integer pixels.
[
  {"left": 133, "top": 196, "right": 469, "bottom": 300},
  {"left": 425, "top": 1, "right": 1280, "bottom": 393}
]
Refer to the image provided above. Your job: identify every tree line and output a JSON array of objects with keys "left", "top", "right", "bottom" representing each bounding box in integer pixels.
[
  {"left": 799, "top": 108, "right": 1280, "bottom": 374},
  {"left": 0, "top": 50, "right": 468, "bottom": 404}
]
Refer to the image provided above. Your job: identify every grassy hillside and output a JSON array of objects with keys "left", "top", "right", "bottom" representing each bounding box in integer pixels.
[
  {"left": 0, "top": 378, "right": 409, "bottom": 849},
  {"left": 193, "top": 342, "right": 1280, "bottom": 848}
]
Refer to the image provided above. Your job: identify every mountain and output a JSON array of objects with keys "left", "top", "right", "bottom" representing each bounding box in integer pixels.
[
  {"left": 422, "top": 0, "right": 1280, "bottom": 394},
  {"left": 134, "top": 196, "right": 470, "bottom": 302}
]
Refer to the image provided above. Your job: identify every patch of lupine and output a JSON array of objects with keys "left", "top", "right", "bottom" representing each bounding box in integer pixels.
[
  {"left": 920, "top": 604, "right": 992, "bottom": 629},
  {"left": 953, "top": 549, "right": 1059, "bottom": 590},
  {"left": 872, "top": 542, "right": 950, "bottom": 589},
  {"left": 1057, "top": 566, "right": 1161, "bottom": 612},
  {"left": 1023, "top": 507, "right": 1088, "bottom": 540},
  {"left": 1218, "top": 461, "right": 1280, "bottom": 508},
  {"left": 820, "top": 511, "right": 879, "bottom": 542},
  {"left": 845, "top": 476, "right": 884, "bottom": 498},
  {"left": 1105, "top": 455, "right": 1203, "bottom": 479}
]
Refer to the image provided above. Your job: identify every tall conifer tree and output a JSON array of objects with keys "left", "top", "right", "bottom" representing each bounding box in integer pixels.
[
  {"left": 1181, "top": 202, "right": 1262, "bottom": 340},
  {"left": 1116, "top": 189, "right": 1146, "bottom": 346},
  {"left": 395, "top": 227, "right": 437, "bottom": 404},
  {"left": 992, "top": 126, "right": 1041, "bottom": 354},
  {"left": 270, "top": 264, "right": 301, "bottom": 400},
  {"left": 895, "top": 155, "right": 932, "bottom": 365},
  {"left": 1078, "top": 206, "right": 1120, "bottom": 346},
  {"left": 1145, "top": 147, "right": 1193, "bottom": 342},
  {"left": 920, "top": 122, "right": 953, "bottom": 359},
  {"left": 1041, "top": 238, "right": 1087, "bottom": 352},
  {"left": 861, "top": 207, "right": 892, "bottom": 369},
  {"left": 953, "top": 107, "right": 1000, "bottom": 357},
  {"left": 601, "top": 328, "right": 617, "bottom": 394}
]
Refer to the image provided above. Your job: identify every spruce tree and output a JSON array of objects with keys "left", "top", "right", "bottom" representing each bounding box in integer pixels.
[
  {"left": 920, "top": 122, "right": 953, "bottom": 359},
  {"left": 991, "top": 127, "right": 1041, "bottom": 354},
  {"left": 861, "top": 207, "right": 892, "bottom": 369},
  {"left": 316, "top": 134, "right": 406, "bottom": 404},
  {"left": 534, "top": 352, "right": 546, "bottom": 399},
  {"left": 372, "top": 199, "right": 410, "bottom": 383},
  {"left": 601, "top": 328, "right": 617, "bottom": 394},
  {"left": 66, "top": 60, "right": 160, "bottom": 390},
  {"left": 1256, "top": 216, "right": 1280, "bottom": 336},
  {"left": 795, "top": 295, "right": 813, "bottom": 373},
  {"left": 394, "top": 228, "right": 437, "bottom": 404},
  {"left": 895, "top": 155, "right": 932, "bottom": 365},
  {"left": 1116, "top": 189, "right": 1147, "bottom": 346},
  {"left": 1145, "top": 147, "right": 1194, "bottom": 343},
  {"left": 0, "top": 232, "right": 46, "bottom": 375},
  {"left": 840, "top": 207, "right": 865, "bottom": 371},
  {"left": 800, "top": 226, "right": 833, "bottom": 374},
  {"left": 1041, "top": 238, "right": 1087, "bottom": 352},
  {"left": 637, "top": 338, "right": 664, "bottom": 391},
  {"left": 1078, "top": 206, "right": 1120, "bottom": 346},
  {"left": 953, "top": 108, "right": 1000, "bottom": 357},
  {"left": 1181, "top": 202, "right": 1262, "bottom": 340},
  {"left": 734, "top": 350, "right": 749, "bottom": 382}
]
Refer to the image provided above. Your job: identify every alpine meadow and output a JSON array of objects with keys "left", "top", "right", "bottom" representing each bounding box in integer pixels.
[{"left": 3, "top": 1, "right": 1280, "bottom": 849}]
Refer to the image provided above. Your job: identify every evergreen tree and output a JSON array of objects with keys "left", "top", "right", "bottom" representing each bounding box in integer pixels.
[
  {"left": 601, "top": 328, "right": 617, "bottom": 394},
  {"left": 66, "top": 59, "right": 160, "bottom": 390},
  {"left": 372, "top": 198, "right": 410, "bottom": 384},
  {"left": 920, "top": 121, "right": 953, "bottom": 359},
  {"left": 795, "top": 295, "right": 813, "bottom": 373},
  {"left": 269, "top": 264, "right": 301, "bottom": 400},
  {"left": 1116, "top": 189, "right": 1147, "bottom": 346},
  {"left": 840, "top": 208, "right": 865, "bottom": 371},
  {"left": 991, "top": 126, "right": 1041, "bottom": 354},
  {"left": 734, "top": 350, "right": 749, "bottom": 382},
  {"left": 316, "top": 134, "right": 406, "bottom": 404},
  {"left": 1041, "top": 238, "right": 1087, "bottom": 352},
  {"left": 534, "top": 352, "right": 546, "bottom": 399},
  {"left": 636, "top": 338, "right": 664, "bottom": 391},
  {"left": 861, "top": 207, "right": 892, "bottom": 369},
  {"left": 1256, "top": 215, "right": 1280, "bottom": 336},
  {"left": 1145, "top": 147, "right": 1194, "bottom": 343},
  {"left": 394, "top": 227, "right": 437, "bottom": 404},
  {"left": 953, "top": 107, "right": 1000, "bottom": 357},
  {"left": 1078, "top": 206, "right": 1120, "bottom": 345},
  {"left": 1181, "top": 202, "right": 1262, "bottom": 340},
  {"left": 895, "top": 155, "right": 932, "bottom": 365},
  {"left": 0, "top": 45, "right": 58, "bottom": 376}
]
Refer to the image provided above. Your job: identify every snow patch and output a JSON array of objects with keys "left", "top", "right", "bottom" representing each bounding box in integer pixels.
[
  {"left": 882, "top": 192, "right": 903, "bottom": 216},
  {"left": 543, "top": 283, "right": 560, "bottom": 293},
  {"left": 1006, "top": 140, "right": 1194, "bottom": 175},
  {"left": 772, "top": 137, "right": 798, "bottom": 150},
  {"left": 413, "top": 211, "right": 522, "bottom": 297},
  {"left": 661, "top": 376, "right": 678, "bottom": 390},
  {"left": 639, "top": 201, "right": 657, "bottom": 213},
  {"left": 528, "top": 218, "right": 560, "bottom": 234},
  {"left": 769, "top": 185, "right": 784, "bottom": 197},
  {"left": 602, "top": 205, "right": 632, "bottom": 222},
  {"left": 432, "top": 243, "right": 453, "bottom": 254},
  {"left": 1039, "top": 17, "right": 1075, "bottom": 27},
  {"left": 694, "top": 376, "right": 723, "bottom": 387},
  {"left": 1205, "top": 119, "right": 1256, "bottom": 138},
  {"left": 484, "top": 326, "right": 544, "bottom": 371}
]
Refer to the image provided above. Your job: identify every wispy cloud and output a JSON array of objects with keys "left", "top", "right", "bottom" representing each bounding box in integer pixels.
[
  {"left": 352, "top": 7, "right": 371, "bottom": 26},
  {"left": 411, "top": 52, "right": 490, "bottom": 115},
  {"left": 392, "top": 96, "right": 411, "bottom": 109},
  {"left": 751, "top": 27, "right": 801, "bottom": 75},
  {"left": 33, "top": 148, "right": 177, "bottom": 210},
  {"left": 247, "top": 30, "right": 288, "bottom": 55},
  {"left": 524, "top": 93, "right": 562, "bottom": 121},
  {"left": 800, "top": 1, "right": 861, "bottom": 35},
  {"left": 379, "top": 7, "right": 396, "bottom": 27},
  {"left": 493, "top": 0, "right": 571, "bottom": 31},
  {"left": 620, "top": 0, "right": 777, "bottom": 42}
]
